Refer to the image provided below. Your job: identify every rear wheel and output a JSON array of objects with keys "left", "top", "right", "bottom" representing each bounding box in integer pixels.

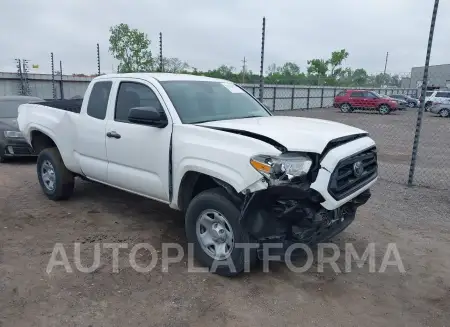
[
  {"left": 340, "top": 103, "right": 352, "bottom": 113},
  {"left": 185, "top": 188, "right": 257, "bottom": 276},
  {"left": 37, "top": 148, "right": 74, "bottom": 200},
  {"left": 378, "top": 104, "right": 391, "bottom": 115},
  {"left": 425, "top": 102, "right": 432, "bottom": 111},
  {"left": 439, "top": 108, "right": 450, "bottom": 118}
]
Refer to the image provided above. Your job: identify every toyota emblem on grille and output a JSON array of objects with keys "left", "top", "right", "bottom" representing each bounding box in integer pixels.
[{"left": 353, "top": 161, "right": 364, "bottom": 177}]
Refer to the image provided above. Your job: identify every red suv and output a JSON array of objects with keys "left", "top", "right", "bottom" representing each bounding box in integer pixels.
[{"left": 333, "top": 90, "right": 398, "bottom": 115}]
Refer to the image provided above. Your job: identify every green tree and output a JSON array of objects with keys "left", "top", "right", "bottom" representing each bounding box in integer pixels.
[
  {"left": 329, "top": 49, "right": 349, "bottom": 76},
  {"left": 109, "top": 23, "right": 154, "bottom": 73},
  {"left": 266, "top": 63, "right": 281, "bottom": 75},
  {"left": 390, "top": 74, "right": 401, "bottom": 87},
  {"left": 307, "top": 59, "right": 328, "bottom": 76},
  {"left": 374, "top": 73, "right": 390, "bottom": 87},
  {"left": 352, "top": 68, "right": 368, "bottom": 86},
  {"left": 307, "top": 59, "right": 328, "bottom": 85},
  {"left": 162, "top": 57, "right": 190, "bottom": 73},
  {"left": 280, "top": 62, "right": 301, "bottom": 76}
]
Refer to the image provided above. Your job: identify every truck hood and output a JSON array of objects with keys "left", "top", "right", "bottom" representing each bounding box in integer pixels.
[{"left": 197, "top": 116, "right": 367, "bottom": 153}]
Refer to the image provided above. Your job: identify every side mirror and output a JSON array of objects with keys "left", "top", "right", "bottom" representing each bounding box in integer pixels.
[{"left": 128, "top": 107, "right": 168, "bottom": 128}]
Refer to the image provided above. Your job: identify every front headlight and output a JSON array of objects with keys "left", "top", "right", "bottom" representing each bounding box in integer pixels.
[
  {"left": 3, "top": 131, "right": 23, "bottom": 138},
  {"left": 250, "top": 153, "right": 312, "bottom": 182}
]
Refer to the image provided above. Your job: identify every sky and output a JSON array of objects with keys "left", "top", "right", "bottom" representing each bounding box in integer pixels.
[{"left": 1, "top": 0, "right": 449, "bottom": 76}]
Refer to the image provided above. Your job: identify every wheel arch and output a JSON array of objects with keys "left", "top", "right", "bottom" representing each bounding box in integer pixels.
[
  {"left": 30, "top": 129, "right": 57, "bottom": 154},
  {"left": 176, "top": 171, "right": 243, "bottom": 212}
]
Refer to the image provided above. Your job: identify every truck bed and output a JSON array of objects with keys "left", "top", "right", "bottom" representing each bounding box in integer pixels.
[{"left": 35, "top": 99, "right": 83, "bottom": 113}]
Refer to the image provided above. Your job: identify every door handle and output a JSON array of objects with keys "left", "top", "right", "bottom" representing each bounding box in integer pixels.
[{"left": 106, "top": 131, "right": 121, "bottom": 139}]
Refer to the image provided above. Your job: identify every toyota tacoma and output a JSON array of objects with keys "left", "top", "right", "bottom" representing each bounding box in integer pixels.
[{"left": 17, "top": 73, "right": 378, "bottom": 276}]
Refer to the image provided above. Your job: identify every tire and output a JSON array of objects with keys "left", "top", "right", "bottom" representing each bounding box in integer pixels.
[
  {"left": 425, "top": 102, "right": 432, "bottom": 111},
  {"left": 378, "top": 104, "right": 391, "bottom": 115},
  {"left": 37, "top": 147, "right": 74, "bottom": 201},
  {"left": 185, "top": 188, "right": 257, "bottom": 277},
  {"left": 439, "top": 108, "right": 450, "bottom": 118},
  {"left": 0, "top": 146, "right": 6, "bottom": 163},
  {"left": 408, "top": 102, "right": 415, "bottom": 108},
  {"left": 340, "top": 103, "right": 352, "bottom": 113}
]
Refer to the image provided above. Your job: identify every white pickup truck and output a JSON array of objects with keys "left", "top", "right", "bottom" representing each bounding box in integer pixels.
[{"left": 18, "top": 73, "right": 378, "bottom": 276}]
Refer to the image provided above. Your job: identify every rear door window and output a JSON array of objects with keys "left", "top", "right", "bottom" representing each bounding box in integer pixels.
[
  {"left": 86, "top": 81, "right": 112, "bottom": 120},
  {"left": 350, "top": 91, "right": 364, "bottom": 97},
  {"left": 336, "top": 91, "right": 346, "bottom": 97}
]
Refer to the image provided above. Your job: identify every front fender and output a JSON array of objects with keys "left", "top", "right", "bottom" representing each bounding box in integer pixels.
[{"left": 170, "top": 124, "right": 281, "bottom": 209}]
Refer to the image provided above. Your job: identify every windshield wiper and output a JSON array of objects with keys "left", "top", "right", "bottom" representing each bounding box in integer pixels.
[{"left": 234, "top": 115, "right": 262, "bottom": 119}]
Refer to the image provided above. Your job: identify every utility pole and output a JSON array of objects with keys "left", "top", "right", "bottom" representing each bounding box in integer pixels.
[
  {"left": 383, "top": 52, "right": 389, "bottom": 75},
  {"left": 242, "top": 57, "right": 247, "bottom": 83}
]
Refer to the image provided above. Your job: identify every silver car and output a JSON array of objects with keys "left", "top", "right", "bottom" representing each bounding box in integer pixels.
[{"left": 429, "top": 100, "right": 450, "bottom": 118}]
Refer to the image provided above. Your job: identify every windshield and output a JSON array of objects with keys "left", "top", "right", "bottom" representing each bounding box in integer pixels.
[{"left": 160, "top": 81, "right": 271, "bottom": 124}]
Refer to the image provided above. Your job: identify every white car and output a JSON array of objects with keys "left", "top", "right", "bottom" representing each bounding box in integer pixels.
[
  {"left": 17, "top": 73, "right": 378, "bottom": 276},
  {"left": 424, "top": 90, "right": 450, "bottom": 111}
]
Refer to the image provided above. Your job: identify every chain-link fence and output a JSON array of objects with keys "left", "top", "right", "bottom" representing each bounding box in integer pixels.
[{"left": 240, "top": 84, "right": 418, "bottom": 111}]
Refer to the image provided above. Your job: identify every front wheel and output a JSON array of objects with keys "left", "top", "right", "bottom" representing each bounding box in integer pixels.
[
  {"left": 340, "top": 103, "right": 352, "bottom": 113},
  {"left": 37, "top": 148, "right": 74, "bottom": 201},
  {"left": 185, "top": 188, "right": 256, "bottom": 276},
  {"left": 378, "top": 105, "right": 391, "bottom": 115},
  {"left": 439, "top": 108, "right": 450, "bottom": 118}
]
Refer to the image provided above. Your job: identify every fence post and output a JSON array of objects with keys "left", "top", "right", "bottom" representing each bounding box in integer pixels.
[
  {"left": 97, "top": 43, "right": 101, "bottom": 76},
  {"left": 258, "top": 17, "right": 266, "bottom": 103},
  {"left": 252, "top": 86, "right": 255, "bottom": 96},
  {"left": 320, "top": 88, "right": 324, "bottom": 108},
  {"left": 159, "top": 32, "right": 164, "bottom": 72},
  {"left": 272, "top": 87, "right": 276, "bottom": 111},
  {"left": 51, "top": 52, "right": 56, "bottom": 100},
  {"left": 59, "top": 60, "right": 64, "bottom": 99},
  {"left": 291, "top": 87, "right": 295, "bottom": 110},
  {"left": 408, "top": 0, "right": 440, "bottom": 186},
  {"left": 306, "top": 88, "right": 310, "bottom": 110}
]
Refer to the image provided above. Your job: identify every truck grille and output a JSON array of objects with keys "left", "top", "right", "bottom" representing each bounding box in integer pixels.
[
  {"left": 328, "top": 147, "right": 377, "bottom": 200},
  {"left": 9, "top": 145, "right": 34, "bottom": 155}
]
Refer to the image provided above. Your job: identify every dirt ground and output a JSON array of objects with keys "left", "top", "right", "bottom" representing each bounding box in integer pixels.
[{"left": 1, "top": 153, "right": 449, "bottom": 326}]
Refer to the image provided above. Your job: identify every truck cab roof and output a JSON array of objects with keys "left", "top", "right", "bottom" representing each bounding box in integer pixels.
[{"left": 93, "top": 73, "right": 228, "bottom": 83}]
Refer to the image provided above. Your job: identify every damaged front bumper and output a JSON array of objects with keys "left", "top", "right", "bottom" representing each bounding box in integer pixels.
[{"left": 239, "top": 182, "right": 372, "bottom": 259}]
